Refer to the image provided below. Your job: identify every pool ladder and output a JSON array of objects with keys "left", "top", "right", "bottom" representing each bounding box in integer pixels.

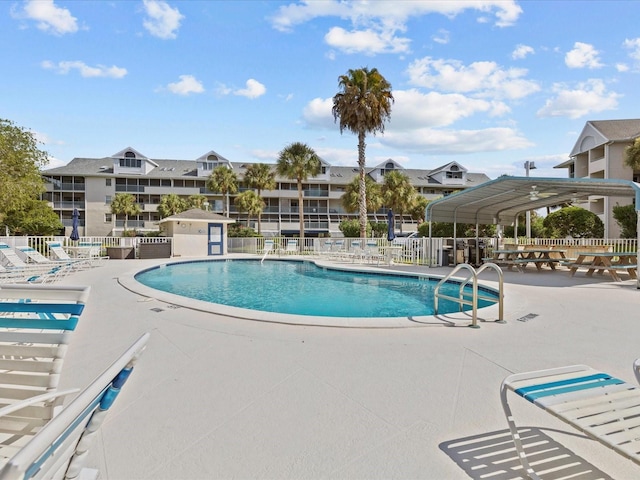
[{"left": 433, "top": 263, "right": 504, "bottom": 328}]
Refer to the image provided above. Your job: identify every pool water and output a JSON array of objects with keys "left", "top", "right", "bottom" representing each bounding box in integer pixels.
[{"left": 135, "top": 259, "right": 498, "bottom": 318}]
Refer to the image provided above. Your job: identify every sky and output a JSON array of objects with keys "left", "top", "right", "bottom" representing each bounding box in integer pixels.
[{"left": 2, "top": 0, "right": 640, "bottom": 179}]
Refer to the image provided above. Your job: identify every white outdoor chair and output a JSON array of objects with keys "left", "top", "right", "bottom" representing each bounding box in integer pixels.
[
  {"left": 501, "top": 360, "right": 640, "bottom": 479},
  {"left": 0, "top": 285, "right": 91, "bottom": 466},
  {"left": 0, "top": 332, "right": 150, "bottom": 480}
]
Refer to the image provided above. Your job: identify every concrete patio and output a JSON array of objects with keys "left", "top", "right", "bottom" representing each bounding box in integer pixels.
[{"left": 53, "top": 257, "right": 640, "bottom": 479}]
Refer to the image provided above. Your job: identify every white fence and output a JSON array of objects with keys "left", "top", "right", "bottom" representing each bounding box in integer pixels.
[{"left": 2, "top": 236, "right": 636, "bottom": 266}]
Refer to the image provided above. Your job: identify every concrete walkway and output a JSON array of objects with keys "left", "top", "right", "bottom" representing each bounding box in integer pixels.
[{"left": 54, "top": 257, "right": 640, "bottom": 479}]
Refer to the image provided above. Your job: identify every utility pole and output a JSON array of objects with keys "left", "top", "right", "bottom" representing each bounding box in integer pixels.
[{"left": 524, "top": 161, "right": 537, "bottom": 239}]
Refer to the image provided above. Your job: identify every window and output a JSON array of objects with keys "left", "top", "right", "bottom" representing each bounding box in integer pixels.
[
  {"left": 161, "top": 179, "right": 171, "bottom": 187},
  {"left": 106, "top": 179, "right": 112, "bottom": 186},
  {"left": 105, "top": 195, "right": 112, "bottom": 204},
  {"left": 446, "top": 171, "right": 462, "bottom": 179},
  {"left": 119, "top": 157, "right": 142, "bottom": 168},
  {"left": 105, "top": 213, "right": 112, "bottom": 223}
]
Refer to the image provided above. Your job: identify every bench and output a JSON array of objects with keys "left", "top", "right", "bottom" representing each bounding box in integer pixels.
[{"left": 500, "top": 360, "right": 640, "bottom": 479}]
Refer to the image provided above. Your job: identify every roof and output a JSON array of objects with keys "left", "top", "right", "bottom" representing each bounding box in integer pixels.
[
  {"left": 589, "top": 119, "right": 640, "bottom": 141},
  {"left": 425, "top": 176, "right": 640, "bottom": 226}
]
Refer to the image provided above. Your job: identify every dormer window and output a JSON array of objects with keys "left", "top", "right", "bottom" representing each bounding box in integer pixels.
[
  {"left": 119, "top": 152, "right": 141, "bottom": 168},
  {"left": 446, "top": 171, "right": 462, "bottom": 179}
]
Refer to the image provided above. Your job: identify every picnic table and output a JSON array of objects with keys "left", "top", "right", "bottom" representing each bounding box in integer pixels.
[
  {"left": 568, "top": 251, "right": 637, "bottom": 282},
  {"left": 487, "top": 248, "right": 567, "bottom": 271}
]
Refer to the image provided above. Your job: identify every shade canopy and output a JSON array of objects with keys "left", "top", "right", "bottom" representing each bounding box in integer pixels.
[{"left": 425, "top": 176, "right": 640, "bottom": 226}]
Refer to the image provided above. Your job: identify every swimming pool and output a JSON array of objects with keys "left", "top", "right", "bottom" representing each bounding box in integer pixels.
[{"left": 133, "top": 259, "right": 498, "bottom": 320}]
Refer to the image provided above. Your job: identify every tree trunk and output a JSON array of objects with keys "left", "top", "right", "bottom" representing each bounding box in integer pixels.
[{"left": 358, "top": 130, "right": 367, "bottom": 239}]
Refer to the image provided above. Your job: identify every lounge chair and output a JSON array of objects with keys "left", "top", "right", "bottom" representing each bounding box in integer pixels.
[
  {"left": 45, "top": 242, "right": 90, "bottom": 270},
  {"left": 0, "top": 332, "right": 150, "bottom": 480},
  {"left": 0, "top": 244, "right": 28, "bottom": 269},
  {"left": 282, "top": 239, "right": 299, "bottom": 255},
  {"left": 0, "top": 285, "right": 91, "bottom": 465},
  {"left": 15, "top": 247, "right": 51, "bottom": 265},
  {"left": 364, "top": 241, "right": 384, "bottom": 265},
  {"left": 500, "top": 360, "right": 640, "bottom": 479}
]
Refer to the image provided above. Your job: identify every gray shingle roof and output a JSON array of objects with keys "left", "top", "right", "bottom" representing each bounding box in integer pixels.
[{"left": 589, "top": 119, "right": 640, "bottom": 141}]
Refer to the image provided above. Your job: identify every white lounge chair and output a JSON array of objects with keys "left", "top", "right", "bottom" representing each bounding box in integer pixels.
[
  {"left": 259, "top": 239, "right": 275, "bottom": 263},
  {"left": 0, "top": 332, "right": 150, "bottom": 480},
  {"left": 15, "top": 247, "right": 51, "bottom": 265},
  {"left": 0, "top": 285, "right": 91, "bottom": 465},
  {"left": 282, "top": 239, "right": 299, "bottom": 255},
  {"left": 0, "top": 244, "right": 28, "bottom": 269},
  {"left": 501, "top": 360, "right": 640, "bottom": 479},
  {"left": 45, "top": 242, "right": 90, "bottom": 270}
]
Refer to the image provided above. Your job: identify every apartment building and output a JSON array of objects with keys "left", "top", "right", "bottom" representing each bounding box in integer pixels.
[
  {"left": 42, "top": 147, "right": 490, "bottom": 237},
  {"left": 555, "top": 119, "right": 640, "bottom": 237}
]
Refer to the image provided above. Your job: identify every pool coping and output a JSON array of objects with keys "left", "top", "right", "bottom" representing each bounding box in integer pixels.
[{"left": 117, "top": 255, "right": 502, "bottom": 328}]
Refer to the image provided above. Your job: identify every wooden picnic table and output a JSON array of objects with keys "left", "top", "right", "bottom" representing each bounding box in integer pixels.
[
  {"left": 568, "top": 251, "right": 637, "bottom": 282},
  {"left": 488, "top": 248, "right": 567, "bottom": 271}
]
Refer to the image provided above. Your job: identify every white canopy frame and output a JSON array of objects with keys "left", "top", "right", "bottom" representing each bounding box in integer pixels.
[{"left": 425, "top": 176, "right": 640, "bottom": 288}]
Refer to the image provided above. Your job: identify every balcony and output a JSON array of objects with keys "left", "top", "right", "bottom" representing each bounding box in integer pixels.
[
  {"left": 304, "top": 189, "right": 329, "bottom": 197},
  {"left": 115, "top": 185, "right": 145, "bottom": 193}
]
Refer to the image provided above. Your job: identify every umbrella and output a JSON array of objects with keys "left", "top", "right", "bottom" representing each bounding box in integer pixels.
[
  {"left": 70, "top": 209, "right": 80, "bottom": 241},
  {"left": 387, "top": 209, "right": 395, "bottom": 241}
]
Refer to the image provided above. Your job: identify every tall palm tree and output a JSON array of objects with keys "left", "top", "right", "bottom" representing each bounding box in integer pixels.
[
  {"left": 157, "top": 193, "right": 187, "bottom": 218},
  {"left": 243, "top": 163, "right": 276, "bottom": 234},
  {"left": 276, "top": 142, "right": 321, "bottom": 246},
  {"left": 332, "top": 67, "right": 393, "bottom": 238},
  {"left": 234, "top": 190, "right": 263, "bottom": 229},
  {"left": 110, "top": 193, "right": 141, "bottom": 233},
  {"left": 381, "top": 170, "right": 416, "bottom": 233},
  {"left": 624, "top": 137, "right": 640, "bottom": 170},
  {"left": 207, "top": 165, "right": 238, "bottom": 217}
]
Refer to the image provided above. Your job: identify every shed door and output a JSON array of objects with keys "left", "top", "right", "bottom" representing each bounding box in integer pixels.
[{"left": 208, "top": 223, "right": 223, "bottom": 255}]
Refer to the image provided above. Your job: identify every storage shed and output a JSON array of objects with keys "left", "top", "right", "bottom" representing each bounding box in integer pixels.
[{"left": 158, "top": 209, "right": 235, "bottom": 257}]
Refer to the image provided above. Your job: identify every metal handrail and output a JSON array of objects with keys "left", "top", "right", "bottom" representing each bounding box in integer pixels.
[{"left": 433, "top": 263, "right": 504, "bottom": 328}]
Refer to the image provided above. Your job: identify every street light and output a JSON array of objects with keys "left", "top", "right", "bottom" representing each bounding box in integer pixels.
[{"left": 524, "top": 161, "right": 537, "bottom": 238}]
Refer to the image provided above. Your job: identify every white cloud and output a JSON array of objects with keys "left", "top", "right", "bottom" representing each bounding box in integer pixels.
[
  {"left": 16, "top": 0, "right": 78, "bottom": 35},
  {"left": 270, "top": 1, "right": 521, "bottom": 33},
  {"left": 324, "top": 26, "right": 410, "bottom": 55},
  {"left": 616, "top": 63, "right": 630, "bottom": 72},
  {"left": 233, "top": 79, "right": 266, "bottom": 99},
  {"left": 623, "top": 37, "right": 640, "bottom": 68},
  {"left": 301, "top": 89, "right": 532, "bottom": 155},
  {"left": 432, "top": 29, "right": 450, "bottom": 45},
  {"left": 142, "top": 0, "right": 184, "bottom": 39},
  {"left": 407, "top": 57, "right": 540, "bottom": 100},
  {"left": 565, "top": 42, "right": 603, "bottom": 69},
  {"left": 166, "top": 75, "right": 204, "bottom": 95},
  {"left": 537, "top": 79, "right": 620, "bottom": 119},
  {"left": 41, "top": 60, "right": 127, "bottom": 78},
  {"left": 383, "top": 127, "right": 533, "bottom": 154},
  {"left": 270, "top": 1, "right": 520, "bottom": 56},
  {"left": 512, "top": 44, "right": 534, "bottom": 60}
]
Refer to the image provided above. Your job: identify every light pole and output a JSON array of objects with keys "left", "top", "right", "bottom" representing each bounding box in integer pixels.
[{"left": 524, "top": 161, "right": 536, "bottom": 239}]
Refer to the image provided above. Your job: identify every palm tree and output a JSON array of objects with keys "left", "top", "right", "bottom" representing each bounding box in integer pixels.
[
  {"left": 110, "top": 193, "right": 141, "bottom": 234},
  {"left": 157, "top": 193, "right": 188, "bottom": 218},
  {"left": 340, "top": 176, "right": 382, "bottom": 214},
  {"left": 332, "top": 67, "right": 393, "bottom": 238},
  {"left": 408, "top": 195, "right": 429, "bottom": 224},
  {"left": 243, "top": 163, "right": 276, "bottom": 234},
  {"left": 234, "top": 190, "right": 263, "bottom": 230},
  {"left": 276, "top": 142, "right": 321, "bottom": 246},
  {"left": 381, "top": 170, "right": 416, "bottom": 233},
  {"left": 207, "top": 165, "right": 238, "bottom": 217},
  {"left": 624, "top": 137, "right": 640, "bottom": 170},
  {"left": 188, "top": 194, "right": 208, "bottom": 209}
]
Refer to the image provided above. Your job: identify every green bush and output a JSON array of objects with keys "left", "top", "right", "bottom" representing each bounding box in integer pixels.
[
  {"left": 612, "top": 203, "right": 637, "bottom": 238},
  {"left": 339, "top": 219, "right": 371, "bottom": 237},
  {"left": 228, "top": 223, "right": 260, "bottom": 237},
  {"left": 543, "top": 206, "right": 604, "bottom": 238}
]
